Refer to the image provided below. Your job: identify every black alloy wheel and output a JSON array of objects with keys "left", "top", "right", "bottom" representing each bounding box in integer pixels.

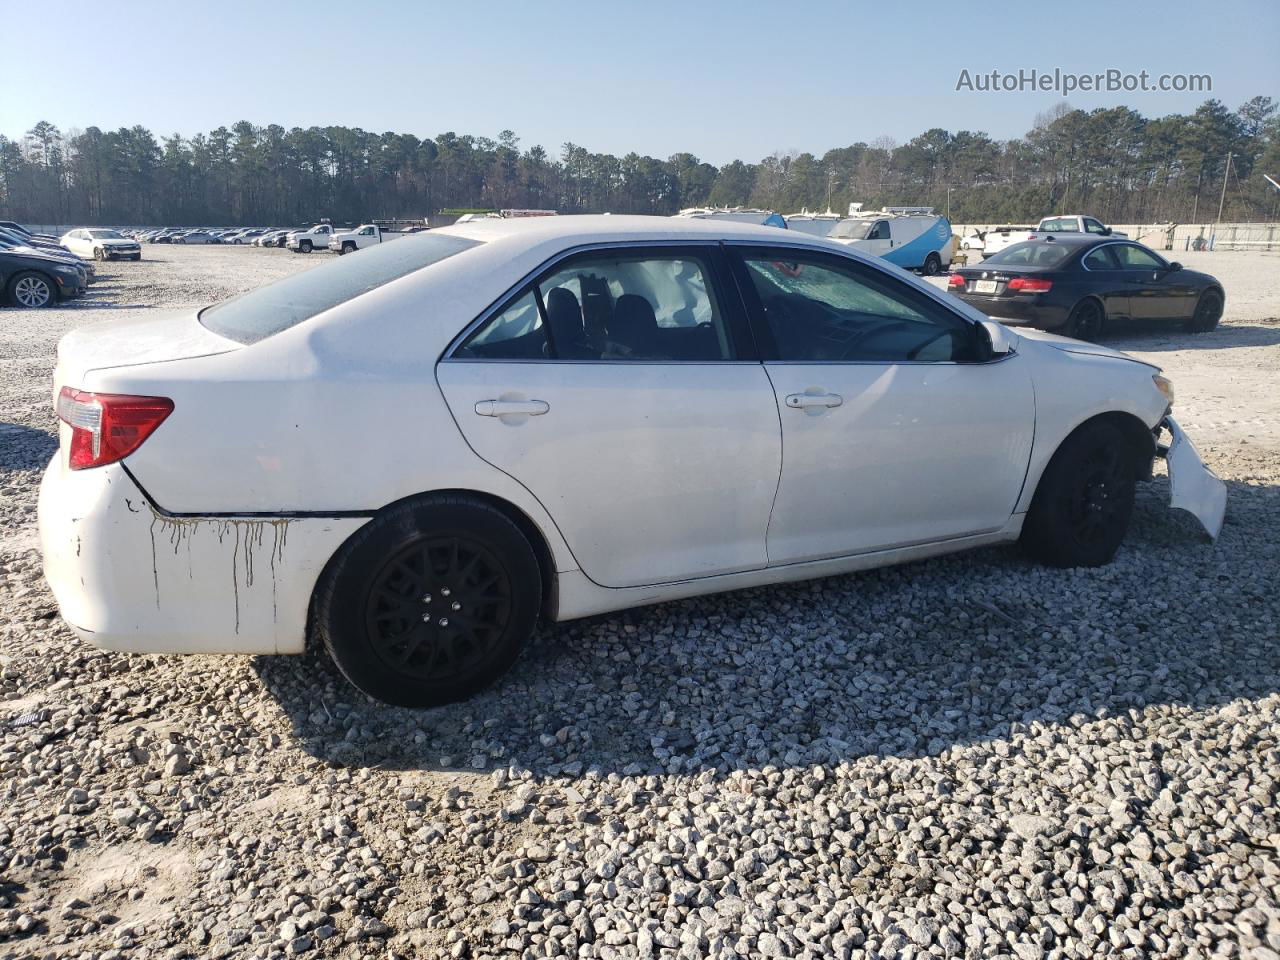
[
  {"left": 1067, "top": 299, "right": 1104, "bottom": 340},
  {"left": 364, "top": 536, "right": 513, "bottom": 683},
  {"left": 1188, "top": 290, "right": 1222, "bottom": 333}
]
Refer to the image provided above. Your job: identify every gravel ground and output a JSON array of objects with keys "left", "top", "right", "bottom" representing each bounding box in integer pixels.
[{"left": 1, "top": 244, "right": 1277, "bottom": 960}]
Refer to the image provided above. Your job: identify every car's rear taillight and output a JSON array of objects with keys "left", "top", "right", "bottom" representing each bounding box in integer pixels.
[
  {"left": 56, "top": 387, "right": 174, "bottom": 470},
  {"left": 947, "top": 274, "right": 966, "bottom": 289},
  {"left": 1007, "top": 277, "right": 1053, "bottom": 293}
]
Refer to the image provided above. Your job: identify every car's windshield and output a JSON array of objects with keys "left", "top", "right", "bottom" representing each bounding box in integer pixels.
[
  {"left": 200, "top": 232, "right": 482, "bottom": 344},
  {"left": 983, "top": 242, "right": 1074, "bottom": 268},
  {"left": 829, "top": 220, "right": 874, "bottom": 240},
  {"left": 88, "top": 229, "right": 125, "bottom": 239}
]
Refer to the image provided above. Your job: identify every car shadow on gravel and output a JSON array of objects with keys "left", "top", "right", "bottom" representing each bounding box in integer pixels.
[
  {"left": 253, "top": 474, "right": 1280, "bottom": 778},
  {"left": 1100, "top": 320, "right": 1280, "bottom": 352},
  {"left": 0, "top": 423, "right": 56, "bottom": 472}
]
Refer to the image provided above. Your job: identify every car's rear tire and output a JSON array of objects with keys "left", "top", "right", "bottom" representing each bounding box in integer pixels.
[
  {"left": 1066, "top": 299, "right": 1104, "bottom": 341},
  {"left": 922, "top": 252, "right": 942, "bottom": 276},
  {"left": 313, "top": 495, "right": 542, "bottom": 708},
  {"left": 8, "top": 271, "right": 55, "bottom": 308},
  {"left": 1187, "top": 289, "right": 1222, "bottom": 333},
  {"left": 1020, "top": 420, "right": 1137, "bottom": 568}
]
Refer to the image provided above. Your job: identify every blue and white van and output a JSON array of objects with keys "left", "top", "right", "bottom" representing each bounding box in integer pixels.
[{"left": 828, "top": 209, "right": 953, "bottom": 275}]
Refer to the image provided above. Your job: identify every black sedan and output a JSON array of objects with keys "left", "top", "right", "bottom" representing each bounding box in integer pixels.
[
  {"left": 947, "top": 235, "right": 1224, "bottom": 340},
  {"left": 1, "top": 248, "right": 87, "bottom": 307}
]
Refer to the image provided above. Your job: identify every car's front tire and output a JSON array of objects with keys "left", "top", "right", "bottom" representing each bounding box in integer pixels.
[
  {"left": 299, "top": 240, "right": 312, "bottom": 253},
  {"left": 93, "top": 247, "right": 105, "bottom": 261},
  {"left": 1187, "top": 289, "right": 1222, "bottom": 333},
  {"left": 8, "top": 271, "right": 56, "bottom": 308},
  {"left": 1020, "top": 420, "right": 1137, "bottom": 568},
  {"left": 313, "top": 495, "right": 542, "bottom": 708},
  {"left": 342, "top": 242, "right": 356, "bottom": 255}
]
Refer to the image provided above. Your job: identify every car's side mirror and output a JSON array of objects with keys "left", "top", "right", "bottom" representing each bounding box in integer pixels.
[
  {"left": 1101, "top": 227, "right": 1112, "bottom": 236},
  {"left": 1166, "top": 261, "right": 1182, "bottom": 272},
  {"left": 980, "top": 320, "right": 1015, "bottom": 358}
]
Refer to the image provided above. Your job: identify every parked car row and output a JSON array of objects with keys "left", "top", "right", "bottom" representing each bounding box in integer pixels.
[{"left": 0, "top": 221, "right": 98, "bottom": 308}]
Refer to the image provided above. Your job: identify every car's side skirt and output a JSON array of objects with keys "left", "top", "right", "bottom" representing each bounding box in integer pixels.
[{"left": 552, "top": 518, "right": 1025, "bottom": 622}]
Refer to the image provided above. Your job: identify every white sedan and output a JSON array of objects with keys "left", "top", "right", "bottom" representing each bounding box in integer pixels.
[
  {"left": 58, "top": 228, "right": 143, "bottom": 261},
  {"left": 38, "top": 216, "right": 1226, "bottom": 707}
]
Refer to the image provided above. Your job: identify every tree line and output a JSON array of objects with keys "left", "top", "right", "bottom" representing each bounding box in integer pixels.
[{"left": 2, "top": 97, "right": 1277, "bottom": 228}]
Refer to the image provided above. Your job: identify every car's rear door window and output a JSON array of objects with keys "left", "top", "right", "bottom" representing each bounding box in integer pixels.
[
  {"left": 200, "top": 233, "right": 481, "bottom": 344},
  {"left": 454, "top": 247, "right": 739, "bottom": 362}
]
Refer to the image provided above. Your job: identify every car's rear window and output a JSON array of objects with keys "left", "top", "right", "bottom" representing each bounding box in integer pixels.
[
  {"left": 200, "top": 233, "right": 482, "bottom": 344},
  {"left": 982, "top": 242, "right": 1074, "bottom": 268}
]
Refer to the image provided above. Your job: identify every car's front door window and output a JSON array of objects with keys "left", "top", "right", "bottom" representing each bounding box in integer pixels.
[
  {"left": 1083, "top": 246, "right": 1120, "bottom": 270},
  {"left": 739, "top": 252, "right": 980, "bottom": 363},
  {"left": 1113, "top": 244, "right": 1165, "bottom": 269}
]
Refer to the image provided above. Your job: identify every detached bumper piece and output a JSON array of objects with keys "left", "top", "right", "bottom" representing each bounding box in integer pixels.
[{"left": 1157, "top": 416, "right": 1227, "bottom": 539}]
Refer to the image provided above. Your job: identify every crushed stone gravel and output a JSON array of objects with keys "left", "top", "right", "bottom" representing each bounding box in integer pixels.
[{"left": 1, "top": 244, "right": 1277, "bottom": 959}]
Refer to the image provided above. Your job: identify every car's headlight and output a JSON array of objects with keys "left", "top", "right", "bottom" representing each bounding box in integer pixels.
[
  {"left": 54, "top": 264, "right": 78, "bottom": 275},
  {"left": 1153, "top": 374, "right": 1174, "bottom": 408}
]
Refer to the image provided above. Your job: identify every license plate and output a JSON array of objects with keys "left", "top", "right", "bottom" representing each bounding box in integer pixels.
[{"left": 974, "top": 279, "right": 998, "bottom": 294}]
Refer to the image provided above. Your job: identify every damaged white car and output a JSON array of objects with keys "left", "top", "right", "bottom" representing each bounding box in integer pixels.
[{"left": 38, "top": 216, "right": 1227, "bottom": 707}]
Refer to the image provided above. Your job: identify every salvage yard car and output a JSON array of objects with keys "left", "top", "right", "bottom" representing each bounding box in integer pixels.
[
  {"left": 38, "top": 215, "right": 1227, "bottom": 708},
  {"left": 948, "top": 235, "right": 1225, "bottom": 339},
  {"left": 59, "top": 228, "right": 143, "bottom": 261},
  {"left": 2, "top": 245, "right": 86, "bottom": 306}
]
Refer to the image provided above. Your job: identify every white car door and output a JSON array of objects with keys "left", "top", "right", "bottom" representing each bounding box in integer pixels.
[
  {"left": 435, "top": 244, "right": 782, "bottom": 589},
  {"left": 64, "top": 230, "right": 92, "bottom": 257},
  {"left": 730, "top": 246, "right": 1035, "bottom": 564}
]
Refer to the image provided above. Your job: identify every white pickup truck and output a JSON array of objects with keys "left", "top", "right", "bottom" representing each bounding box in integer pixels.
[
  {"left": 982, "top": 215, "right": 1126, "bottom": 257},
  {"left": 285, "top": 224, "right": 335, "bottom": 254},
  {"left": 328, "top": 224, "right": 408, "bottom": 254}
]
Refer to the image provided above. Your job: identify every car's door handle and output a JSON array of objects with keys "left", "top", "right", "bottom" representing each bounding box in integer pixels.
[
  {"left": 475, "top": 399, "right": 550, "bottom": 418},
  {"left": 785, "top": 392, "right": 843, "bottom": 410}
]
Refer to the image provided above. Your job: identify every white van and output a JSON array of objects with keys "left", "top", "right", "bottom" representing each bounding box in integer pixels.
[{"left": 828, "top": 212, "right": 953, "bottom": 274}]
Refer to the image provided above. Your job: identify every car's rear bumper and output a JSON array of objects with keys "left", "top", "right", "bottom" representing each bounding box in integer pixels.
[
  {"left": 954, "top": 293, "right": 1071, "bottom": 331},
  {"left": 38, "top": 457, "right": 368, "bottom": 655}
]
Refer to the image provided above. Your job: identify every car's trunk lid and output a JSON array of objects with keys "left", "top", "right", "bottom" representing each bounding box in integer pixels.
[{"left": 54, "top": 308, "right": 240, "bottom": 395}]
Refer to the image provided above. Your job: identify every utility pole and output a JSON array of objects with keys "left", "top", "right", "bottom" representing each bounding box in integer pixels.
[
  {"left": 1216, "top": 152, "right": 1232, "bottom": 223},
  {"left": 1192, "top": 168, "right": 1202, "bottom": 222},
  {"left": 946, "top": 185, "right": 952, "bottom": 220}
]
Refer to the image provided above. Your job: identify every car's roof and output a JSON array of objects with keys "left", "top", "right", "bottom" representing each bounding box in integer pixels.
[
  {"left": 1023, "top": 234, "right": 1119, "bottom": 248},
  {"left": 435, "top": 213, "right": 847, "bottom": 251}
]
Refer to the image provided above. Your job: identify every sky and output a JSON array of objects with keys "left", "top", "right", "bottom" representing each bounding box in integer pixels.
[{"left": 3, "top": 0, "right": 1277, "bottom": 165}]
